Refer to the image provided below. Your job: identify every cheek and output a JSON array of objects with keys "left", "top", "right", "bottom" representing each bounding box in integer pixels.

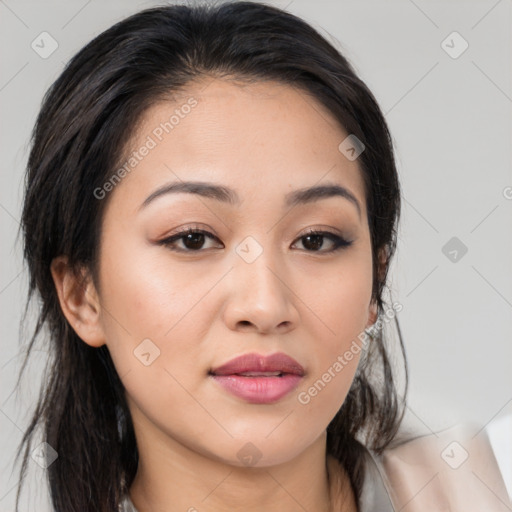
[
  {"left": 294, "top": 299, "right": 365, "bottom": 432},
  {"left": 291, "top": 249, "right": 372, "bottom": 415},
  {"left": 95, "top": 232, "right": 224, "bottom": 374},
  {"left": 294, "top": 359, "right": 359, "bottom": 449},
  {"left": 294, "top": 248, "right": 373, "bottom": 344}
]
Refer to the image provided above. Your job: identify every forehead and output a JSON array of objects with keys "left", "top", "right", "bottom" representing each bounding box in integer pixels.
[{"left": 110, "top": 78, "right": 367, "bottom": 216}]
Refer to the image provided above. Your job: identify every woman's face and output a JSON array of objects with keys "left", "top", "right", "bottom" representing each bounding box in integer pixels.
[{"left": 95, "top": 78, "right": 376, "bottom": 467}]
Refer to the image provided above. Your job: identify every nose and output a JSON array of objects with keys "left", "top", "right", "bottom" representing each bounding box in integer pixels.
[{"left": 222, "top": 250, "right": 300, "bottom": 335}]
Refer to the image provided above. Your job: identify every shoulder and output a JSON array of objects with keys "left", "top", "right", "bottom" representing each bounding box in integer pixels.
[{"left": 364, "top": 423, "right": 511, "bottom": 511}]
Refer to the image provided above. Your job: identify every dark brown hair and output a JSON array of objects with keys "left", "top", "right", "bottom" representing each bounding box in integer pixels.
[{"left": 17, "top": 2, "right": 406, "bottom": 510}]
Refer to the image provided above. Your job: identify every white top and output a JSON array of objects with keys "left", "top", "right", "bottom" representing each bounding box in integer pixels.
[{"left": 119, "top": 424, "right": 512, "bottom": 512}]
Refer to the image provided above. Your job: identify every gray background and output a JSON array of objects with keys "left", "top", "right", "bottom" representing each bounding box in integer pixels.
[{"left": 1, "top": 0, "right": 511, "bottom": 510}]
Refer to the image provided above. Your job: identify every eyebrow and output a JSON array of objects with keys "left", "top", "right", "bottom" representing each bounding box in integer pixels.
[{"left": 141, "top": 180, "right": 362, "bottom": 219}]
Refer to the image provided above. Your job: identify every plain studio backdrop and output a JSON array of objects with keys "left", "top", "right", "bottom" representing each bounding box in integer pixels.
[{"left": 0, "top": 1, "right": 511, "bottom": 510}]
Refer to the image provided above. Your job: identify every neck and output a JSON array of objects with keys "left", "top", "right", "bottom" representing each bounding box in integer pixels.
[{"left": 128, "top": 424, "right": 357, "bottom": 512}]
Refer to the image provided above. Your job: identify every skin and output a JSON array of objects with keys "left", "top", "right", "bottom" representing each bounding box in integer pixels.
[{"left": 51, "top": 77, "right": 380, "bottom": 512}]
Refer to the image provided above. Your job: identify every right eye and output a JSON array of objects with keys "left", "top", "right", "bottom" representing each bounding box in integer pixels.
[{"left": 159, "top": 228, "right": 224, "bottom": 252}]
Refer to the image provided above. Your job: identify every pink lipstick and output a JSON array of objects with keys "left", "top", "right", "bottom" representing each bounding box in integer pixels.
[{"left": 209, "top": 352, "right": 305, "bottom": 404}]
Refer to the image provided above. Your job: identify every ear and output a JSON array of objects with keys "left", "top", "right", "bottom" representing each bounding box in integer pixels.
[
  {"left": 365, "top": 246, "right": 389, "bottom": 329},
  {"left": 50, "top": 256, "right": 106, "bottom": 347},
  {"left": 366, "top": 300, "right": 378, "bottom": 330}
]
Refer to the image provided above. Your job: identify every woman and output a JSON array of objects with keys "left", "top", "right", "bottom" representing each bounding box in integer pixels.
[{"left": 19, "top": 2, "right": 500, "bottom": 511}]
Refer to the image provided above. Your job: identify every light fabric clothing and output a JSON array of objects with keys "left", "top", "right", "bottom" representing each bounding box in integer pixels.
[{"left": 372, "top": 424, "right": 512, "bottom": 511}]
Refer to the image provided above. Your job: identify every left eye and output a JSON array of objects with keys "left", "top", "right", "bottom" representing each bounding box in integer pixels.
[{"left": 292, "top": 231, "right": 352, "bottom": 252}]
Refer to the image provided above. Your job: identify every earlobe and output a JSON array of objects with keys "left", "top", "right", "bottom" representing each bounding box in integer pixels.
[
  {"left": 365, "top": 246, "right": 388, "bottom": 330},
  {"left": 366, "top": 300, "right": 378, "bottom": 330},
  {"left": 50, "top": 256, "right": 106, "bottom": 347}
]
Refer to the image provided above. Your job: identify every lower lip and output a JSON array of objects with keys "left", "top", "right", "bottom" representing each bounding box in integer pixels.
[{"left": 211, "top": 374, "right": 302, "bottom": 404}]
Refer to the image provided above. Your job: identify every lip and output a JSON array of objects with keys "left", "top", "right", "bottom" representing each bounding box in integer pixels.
[{"left": 209, "top": 352, "right": 305, "bottom": 404}]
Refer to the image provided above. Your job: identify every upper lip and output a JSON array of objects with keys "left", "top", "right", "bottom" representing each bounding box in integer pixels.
[{"left": 210, "top": 352, "right": 305, "bottom": 376}]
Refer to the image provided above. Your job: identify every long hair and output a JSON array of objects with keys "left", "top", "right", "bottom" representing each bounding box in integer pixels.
[{"left": 17, "top": 2, "right": 406, "bottom": 510}]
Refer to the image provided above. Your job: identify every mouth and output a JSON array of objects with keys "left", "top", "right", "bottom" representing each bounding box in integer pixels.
[
  {"left": 231, "top": 371, "right": 285, "bottom": 377},
  {"left": 210, "top": 352, "right": 305, "bottom": 377},
  {"left": 209, "top": 352, "right": 305, "bottom": 404}
]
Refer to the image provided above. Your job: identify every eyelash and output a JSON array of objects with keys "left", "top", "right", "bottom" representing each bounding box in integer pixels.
[{"left": 158, "top": 227, "right": 353, "bottom": 254}]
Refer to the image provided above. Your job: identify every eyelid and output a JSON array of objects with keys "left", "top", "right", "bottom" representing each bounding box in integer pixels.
[
  {"left": 296, "top": 225, "right": 346, "bottom": 239},
  {"left": 158, "top": 222, "right": 218, "bottom": 240}
]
